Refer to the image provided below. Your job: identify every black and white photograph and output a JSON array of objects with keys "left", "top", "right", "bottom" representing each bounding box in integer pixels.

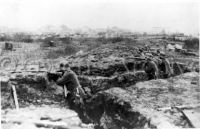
[{"left": 0, "top": 0, "right": 199, "bottom": 129}]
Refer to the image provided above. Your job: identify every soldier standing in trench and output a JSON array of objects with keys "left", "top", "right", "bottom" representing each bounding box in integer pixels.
[
  {"left": 159, "top": 55, "right": 172, "bottom": 78},
  {"left": 143, "top": 44, "right": 150, "bottom": 52},
  {"left": 138, "top": 49, "right": 145, "bottom": 57},
  {"left": 143, "top": 57, "right": 159, "bottom": 80},
  {"left": 56, "top": 63, "right": 90, "bottom": 122},
  {"left": 56, "top": 63, "right": 86, "bottom": 103}
]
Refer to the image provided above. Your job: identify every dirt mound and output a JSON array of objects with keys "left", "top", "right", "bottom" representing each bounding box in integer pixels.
[
  {"left": 65, "top": 43, "right": 191, "bottom": 77},
  {"left": 83, "top": 88, "right": 179, "bottom": 129},
  {"left": 1, "top": 71, "right": 147, "bottom": 109},
  {"left": 1, "top": 72, "right": 66, "bottom": 109},
  {"left": 79, "top": 72, "right": 200, "bottom": 129},
  {"left": 68, "top": 44, "right": 143, "bottom": 77},
  {"left": 79, "top": 71, "right": 147, "bottom": 94},
  {"left": 127, "top": 72, "right": 200, "bottom": 108}
]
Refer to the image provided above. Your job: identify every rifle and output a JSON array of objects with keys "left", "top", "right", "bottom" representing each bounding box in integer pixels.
[
  {"left": 46, "top": 71, "right": 69, "bottom": 98},
  {"left": 47, "top": 71, "right": 64, "bottom": 82}
]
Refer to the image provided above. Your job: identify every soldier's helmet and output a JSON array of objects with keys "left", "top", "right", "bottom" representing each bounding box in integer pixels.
[
  {"left": 139, "top": 49, "right": 143, "bottom": 52},
  {"left": 145, "top": 56, "right": 151, "bottom": 61},
  {"left": 157, "top": 49, "right": 161, "bottom": 53},
  {"left": 60, "top": 63, "right": 64, "bottom": 68},
  {"left": 64, "top": 62, "right": 70, "bottom": 68},
  {"left": 147, "top": 57, "right": 152, "bottom": 61},
  {"left": 160, "top": 54, "right": 166, "bottom": 60},
  {"left": 60, "top": 61, "right": 70, "bottom": 69},
  {"left": 160, "top": 53, "right": 166, "bottom": 57}
]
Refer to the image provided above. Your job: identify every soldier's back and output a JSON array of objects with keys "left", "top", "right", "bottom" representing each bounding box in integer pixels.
[{"left": 65, "top": 71, "right": 79, "bottom": 91}]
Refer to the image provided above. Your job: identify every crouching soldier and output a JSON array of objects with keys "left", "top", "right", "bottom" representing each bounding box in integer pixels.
[{"left": 143, "top": 57, "right": 159, "bottom": 80}]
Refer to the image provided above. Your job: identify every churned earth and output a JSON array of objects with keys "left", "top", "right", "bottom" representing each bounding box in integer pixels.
[{"left": 1, "top": 42, "right": 199, "bottom": 129}]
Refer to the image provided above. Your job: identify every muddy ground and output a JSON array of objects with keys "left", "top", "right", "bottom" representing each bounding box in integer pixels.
[{"left": 1, "top": 40, "right": 199, "bottom": 129}]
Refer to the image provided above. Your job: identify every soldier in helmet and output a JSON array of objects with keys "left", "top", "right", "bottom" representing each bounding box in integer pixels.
[
  {"left": 159, "top": 55, "right": 172, "bottom": 78},
  {"left": 138, "top": 49, "right": 145, "bottom": 57},
  {"left": 157, "top": 49, "right": 161, "bottom": 56},
  {"left": 144, "top": 44, "right": 150, "bottom": 52},
  {"left": 143, "top": 57, "right": 159, "bottom": 80},
  {"left": 56, "top": 62, "right": 88, "bottom": 122},
  {"left": 56, "top": 63, "right": 86, "bottom": 102}
]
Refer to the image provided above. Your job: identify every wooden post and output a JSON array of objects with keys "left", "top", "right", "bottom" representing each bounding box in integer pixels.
[{"left": 11, "top": 84, "right": 19, "bottom": 110}]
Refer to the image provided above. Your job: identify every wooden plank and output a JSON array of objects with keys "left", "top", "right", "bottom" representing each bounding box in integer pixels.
[{"left": 11, "top": 84, "right": 19, "bottom": 110}]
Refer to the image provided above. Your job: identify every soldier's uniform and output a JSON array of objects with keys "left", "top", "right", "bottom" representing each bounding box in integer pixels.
[
  {"left": 138, "top": 49, "right": 145, "bottom": 57},
  {"left": 56, "top": 69, "right": 88, "bottom": 122},
  {"left": 159, "top": 57, "right": 172, "bottom": 78},
  {"left": 56, "top": 70, "right": 85, "bottom": 100},
  {"left": 144, "top": 59, "right": 159, "bottom": 80},
  {"left": 143, "top": 45, "right": 150, "bottom": 52}
]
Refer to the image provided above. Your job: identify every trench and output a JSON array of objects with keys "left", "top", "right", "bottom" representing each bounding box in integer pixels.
[
  {"left": 1, "top": 71, "right": 156, "bottom": 129},
  {"left": 1, "top": 78, "right": 93, "bottom": 129},
  {"left": 1, "top": 60, "right": 193, "bottom": 129}
]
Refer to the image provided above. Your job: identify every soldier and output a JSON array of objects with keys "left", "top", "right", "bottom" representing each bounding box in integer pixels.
[
  {"left": 157, "top": 49, "right": 161, "bottom": 56},
  {"left": 138, "top": 49, "right": 145, "bottom": 57},
  {"left": 56, "top": 63, "right": 86, "bottom": 104},
  {"left": 159, "top": 56, "right": 172, "bottom": 78},
  {"left": 144, "top": 44, "right": 150, "bottom": 52},
  {"left": 56, "top": 63, "right": 89, "bottom": 122},
  {"left": 143, "top": 57, "right": 159, "bottom": 80}
]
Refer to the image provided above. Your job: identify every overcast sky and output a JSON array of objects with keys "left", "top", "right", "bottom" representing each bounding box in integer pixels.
[{"left": 0, "top": 0, "right": 199, "bottom": 35}]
